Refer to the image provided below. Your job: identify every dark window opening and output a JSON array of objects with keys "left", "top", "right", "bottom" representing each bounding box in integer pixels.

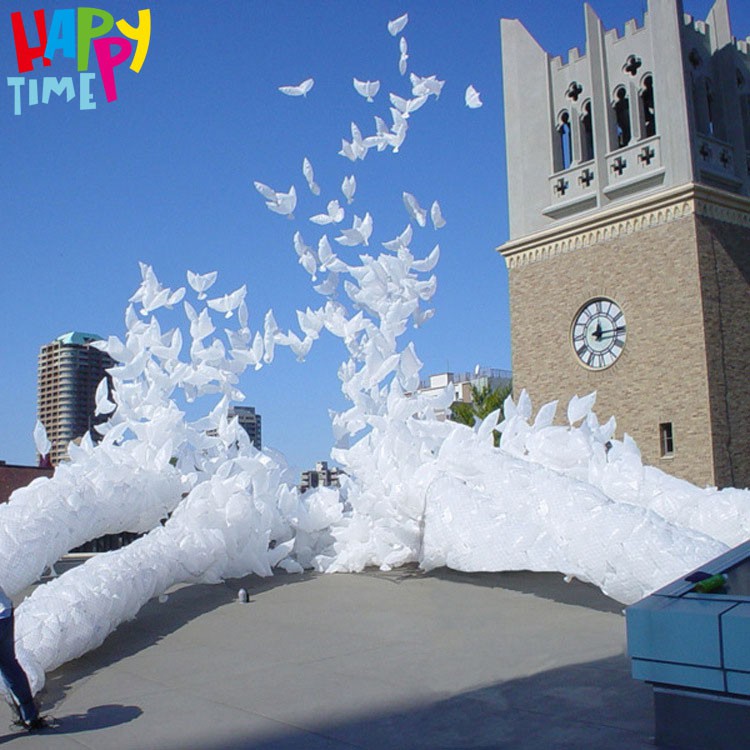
[
  {"left": 558, "top": 111, "right": 573, "bottom": 170},
  {"left": 581, "top": 101, "right": 594, "bottom": 161},
  {"left": 692, "top": 74, "right": 708, "bottom": 133},
  {"left": 659, "top": 422, "right": 674, "bottom": 457},
  {"left": 641, "top": 75, "right": 656, "bottom": 137},
  {"left": 706, "top": 80, "right": 715, "bottom": 136},
  {"left": 614, "top": 87, "right": 631, "bottom": 148}
]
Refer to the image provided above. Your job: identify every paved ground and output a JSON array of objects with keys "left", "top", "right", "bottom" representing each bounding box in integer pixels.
[{"left": 2, "top": 568, "right": 655, "bottom": 749}]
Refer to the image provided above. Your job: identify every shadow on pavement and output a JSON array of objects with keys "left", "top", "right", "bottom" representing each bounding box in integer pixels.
[
  {"left": 40, "top": 570, "right": 316, "bottom": 709},
  {"left": 47, "top": 703, "right": 143, "bottom": 733},
  {"left": 425, "top": 568, "right": 625, "bottom": 615},
  {"left": 141, "top": 655, "right": 654, "bottom": 750},
  {"left": 0, "top": 704, "right": 142, "bottom": 744}
]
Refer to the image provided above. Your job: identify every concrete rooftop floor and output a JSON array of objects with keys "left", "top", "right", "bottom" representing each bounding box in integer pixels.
[{"left": 3, "top": 567, "right": 655, "bottom": 749}]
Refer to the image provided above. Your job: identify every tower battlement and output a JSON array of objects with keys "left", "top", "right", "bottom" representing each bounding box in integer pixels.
[{"left": 684, "top": 15, "right": 708, "bottom": 35}]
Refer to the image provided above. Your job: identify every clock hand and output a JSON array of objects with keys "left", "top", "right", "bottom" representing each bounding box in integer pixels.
[
  {"left": 593, "top": 321, "right": 603, "bottom": 341},
  {"left": 596, "top": 326, "right": 626, "bottom": 340}
]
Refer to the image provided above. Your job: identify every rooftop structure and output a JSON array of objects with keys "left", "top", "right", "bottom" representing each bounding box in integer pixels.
[
  {"left": 415, "top": 368, "right": 512, "bottom": 420},
  {"left": 37, "top": 333, "right": 115, "bottom": 465},
  {"left": 300, "top": 460, "right": 342, "bottom": 493}
]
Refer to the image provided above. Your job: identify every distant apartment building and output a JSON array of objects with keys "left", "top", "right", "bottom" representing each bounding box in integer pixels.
[
  {"left": 415, "top": 367, "right": 512, "bottom": 420},
  {"left": 300, "top": 461, "right": 342, "bottom": 494},
  {"left": 228, "top": 405, "right": 262, "bottom": 450},
  {"left": 38, "top": 332, "right": 115, "bottom": 465}
]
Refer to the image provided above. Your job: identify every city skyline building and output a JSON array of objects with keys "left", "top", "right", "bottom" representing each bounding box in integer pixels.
[
  {"left": 228, "top": 405, "right": 262, "bottom": 451},
  {"left": 37, "top": 332, "right": 114, "bottom": 466}
]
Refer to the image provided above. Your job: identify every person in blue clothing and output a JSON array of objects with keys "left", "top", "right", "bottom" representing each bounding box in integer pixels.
[{"left": 0, "top": 585, "right": 46, "bottom": 731}]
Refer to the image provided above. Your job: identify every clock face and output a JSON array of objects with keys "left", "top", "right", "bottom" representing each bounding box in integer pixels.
[{"left": 571, "top": 298, "right": 626, "bottom": 369}]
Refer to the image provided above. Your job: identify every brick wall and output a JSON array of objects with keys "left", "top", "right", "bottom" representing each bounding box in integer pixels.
[
  {"left": 695, "top": 216, "right": 750, "bottom": 488},
  {"left": 507, "top": 213, "right": 722, "bottom": 487},
  {"left": 0, "top": 464, "right": 54, "bottom": 503}
]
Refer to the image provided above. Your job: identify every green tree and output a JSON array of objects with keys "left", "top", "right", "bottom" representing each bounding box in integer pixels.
[{"left": 449, "top": 381, "right": 513, "bottom": 446}]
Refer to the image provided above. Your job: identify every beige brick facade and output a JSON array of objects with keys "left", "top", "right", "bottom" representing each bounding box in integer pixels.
[
  {"left": 501, "top": 187, "right": 750, "bottom": 489},
  {"left": 695, "top": 216, "right": 750, "bottom": 488}
]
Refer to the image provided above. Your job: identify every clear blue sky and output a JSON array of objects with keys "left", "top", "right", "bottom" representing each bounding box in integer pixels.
[{"left": 1, "top": 0, "right": 748, "bottom": 473}]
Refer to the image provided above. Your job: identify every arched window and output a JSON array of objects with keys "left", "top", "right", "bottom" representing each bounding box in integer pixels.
[
  {"left": 613, "top": 86, "right": 631, "bottom": 148},
  {"left": 580, "top": 100, "right": 594, "bottom": 161},
  {"left": 558, "top": 110, "right": 573, "bottom": 170},
  {"left": 640, "top": 75, "right": 656, "bottom": 137}
]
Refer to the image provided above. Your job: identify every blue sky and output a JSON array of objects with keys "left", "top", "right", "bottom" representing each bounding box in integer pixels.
[{"left": 1, "top": 0, "right": 748, "bottom": 473}]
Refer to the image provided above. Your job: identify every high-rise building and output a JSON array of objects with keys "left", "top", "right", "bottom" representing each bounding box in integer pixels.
[
  {"left": 499, "top": 0, "right": 750, "bottom": 488},
  {"left": 37, "top": 332, "right": 114, "bottom": 465},
  {"left": 228, "top": 405, "right": 262, "bottom": 450}
]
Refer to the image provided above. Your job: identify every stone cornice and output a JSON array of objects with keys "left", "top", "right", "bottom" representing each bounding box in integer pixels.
[{"left": 498, "top": 183, "right": 750, "bottom": 269}]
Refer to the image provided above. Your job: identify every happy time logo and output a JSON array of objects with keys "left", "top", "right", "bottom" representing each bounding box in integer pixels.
[{"left": 7, "top": 8, "right": 151, "bottom": 114}]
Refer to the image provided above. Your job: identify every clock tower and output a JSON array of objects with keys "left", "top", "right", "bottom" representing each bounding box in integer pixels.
[{"left": 499, "top": 0, "right": 750, "bottom": 488}]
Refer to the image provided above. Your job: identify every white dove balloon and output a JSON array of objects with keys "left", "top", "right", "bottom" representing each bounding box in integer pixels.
[
  {"left": 207, "top": 285, "right": 247, "bottom": 319},
  {"left": 186, "top": 304, "right": 215, "bottom": 342},
  {"left": 94, "top": 377, "right": 117, "bottom": 416},
  {"left": 335, "top": 213, "right": 373, "bottom": 247},
  {"left": 353, "top": 78, "right": 380, "bottom": 102},
  {"left": 410, "top": 73, "right": 445, "bottom": 99},
  {"left": 382, "top": 224, "right": 413, "bottom": 252},
  {"left": 253, "top": 181, "right": 276, "bottom": 200},
  {"left": 293, "top": 232, "right": 318, "bottom": 280},
  {"left": 341, "top": 175, "right": 356, "bottom": 204},
  {"left": 263, "top": 310, "right": 279, "bottom": 364},
  {"left": 387, "top": 13, "right": 408, "bottom": 36},
  {"left": 317, "top": 235, "right": 349, "bottom": 274},
  {"left": 339, "top": 122, "right": 369, "bottom": 162},
  {"left": 277, "top": 330, "right": 313, "bottom": 362},
  {"left": 310, "top": 200, "right": 345, "bottom": 225},
  {"left": 387, "top": 107, "right": 409, "bottom": 152},
  {"left": 187, "top": 270, "right": 218, "bottom": 300},
  {"left": 297, "top": 307, "right": 325, "bottom": 339},
  {"left": 399, "top": 37, "right": 408, "bottom": 76},
  {"left": 430, "top": 201, "right": 446, "bottom": 229},
  {"left": 302, "top": 157, "right": 320, "bottom": 196},
  {"left": 262, "top": 185, "right": 297, "bottom": 219},
  {"left": 411, "top": 244, "right": 440, "bottom": 273},
  {"left": 402, "top": 192, "right": 427, "bottom": 227},
  {"left": 389, "top": 93, "right": 427, "bottom": 118},
  {"left": 33, "top": 420, "right": 51, "bottom": 458},
  {"left": 278, "top": 78, "right": 314, "bottom": 97},
  {"left": 465, "top": 84, "right": 483, "bottom": 109},
  {"left": 313, "top": 271, "right": 339, "bottom": 296}
]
